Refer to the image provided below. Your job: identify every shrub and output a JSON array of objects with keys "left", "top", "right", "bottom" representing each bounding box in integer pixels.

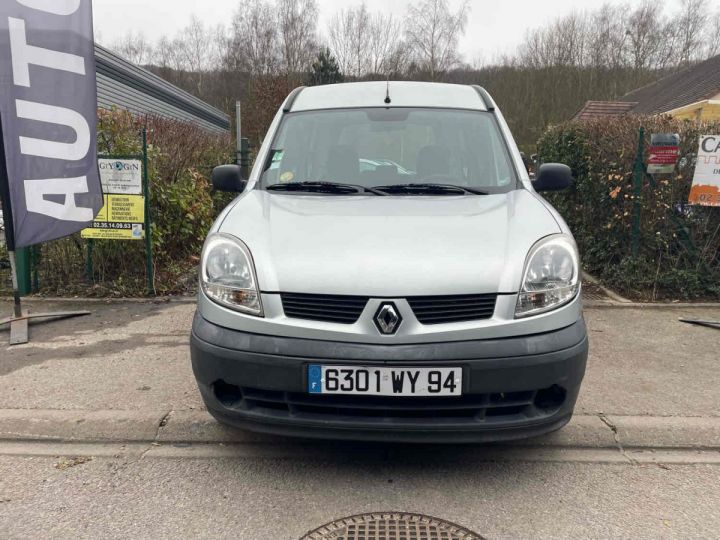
[
  {"left": 538, "top": 115, "right": 720, "bottom": 301},
  {"left": 9, "top": 108, "right": 234, "bottom": 296}
]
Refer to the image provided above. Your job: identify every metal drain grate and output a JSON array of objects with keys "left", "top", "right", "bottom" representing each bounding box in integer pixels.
[
  {"left": 581, "top": 282, "right": 608, "bottom": 301},
  {"left": 301, "top": 512, "right": 484, "bottom": 540}
]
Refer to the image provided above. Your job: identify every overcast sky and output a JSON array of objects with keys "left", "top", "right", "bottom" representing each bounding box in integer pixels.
[{"left": 93, "top": 0, "right": 689, "bottom": 63}]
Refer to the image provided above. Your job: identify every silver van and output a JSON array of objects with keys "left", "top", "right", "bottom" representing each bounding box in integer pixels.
[{"left": 190, "top": 82, "right": 588, "bottom": 442}]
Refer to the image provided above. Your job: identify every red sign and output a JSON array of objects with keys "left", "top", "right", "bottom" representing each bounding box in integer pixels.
[{"left": 648, "top": 146, "right": 680, "bottom": 165}]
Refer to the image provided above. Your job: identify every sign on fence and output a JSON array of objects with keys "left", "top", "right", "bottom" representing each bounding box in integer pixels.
[
  {"left": 647, "top": 133, "right": 680, "bottom": 175},
  {"left": 689, "top": 135, "right": 720, "bottom": 206},
  {"left": 81, "top": 159, "right": 145, "bottom": 240},
  {"left": 97, "top": 159, "right": 142, "bottom": 194}
]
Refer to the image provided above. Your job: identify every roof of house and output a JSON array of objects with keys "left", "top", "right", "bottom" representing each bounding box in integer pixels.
[
  {"left": 618, "top": 54, "right": 720, "bottom": 114},
  {"left": 573, "top": 54, "right": 720, "bottom": 120},
  {"left": 573, "top": 100, "right": 638, "bottom": 121}
]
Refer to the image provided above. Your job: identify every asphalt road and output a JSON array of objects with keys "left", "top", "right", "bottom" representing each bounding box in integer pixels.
[{"left": 0, "top": 449, "right": 719, "bottom": 539}]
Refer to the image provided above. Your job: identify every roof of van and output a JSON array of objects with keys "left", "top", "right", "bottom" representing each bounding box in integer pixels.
[{"left": 288, "top": 81, "right": 490, "bottom": 112}]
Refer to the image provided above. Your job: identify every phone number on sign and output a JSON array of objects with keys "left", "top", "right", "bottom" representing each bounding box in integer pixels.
[{"left": 90, "top": 222, "right": 134, "bottom": 230}]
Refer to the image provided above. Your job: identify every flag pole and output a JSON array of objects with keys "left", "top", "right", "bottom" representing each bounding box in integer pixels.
[
  {"left": 0, "top": 111, "right": 20, "bottom": 317},
  {"left": 7, "top": 251, "right": 21, "bottom": 318},
  {"left": 0, "top": 111, "right": 28, "bottom": 341},
  {"left": 0, "top": 113, "right": 91, "bottom": 345}
]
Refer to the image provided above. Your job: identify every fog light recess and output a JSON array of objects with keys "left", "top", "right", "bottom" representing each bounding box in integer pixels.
[{"left": 533, "top": 384, "right": 567, "bottom": 411}]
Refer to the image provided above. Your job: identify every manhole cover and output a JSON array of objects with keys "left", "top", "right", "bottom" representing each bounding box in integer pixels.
[{"left": 301, "top": 512, "right": 484, "bottom": 540}]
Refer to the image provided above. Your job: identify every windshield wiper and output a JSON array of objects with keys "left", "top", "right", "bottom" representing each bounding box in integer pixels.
[
  {"left": 267, "top": 181, "right": 387, "bottom": 196},
  {"left": 373, "top": 183, "right": 489, "bottom": 195}
]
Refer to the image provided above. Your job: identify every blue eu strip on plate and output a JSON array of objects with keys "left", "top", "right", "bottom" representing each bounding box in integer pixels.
[{"left": 308, "top": 364, "right": 322, "bottom": 393}]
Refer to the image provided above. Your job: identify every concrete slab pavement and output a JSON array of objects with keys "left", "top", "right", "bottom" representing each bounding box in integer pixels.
[
  {"left": 1, "top": 298, "right": 719, "bottom": 451},
  {"left": 1, "top": 451, "right": 719, "bottom": 539}
]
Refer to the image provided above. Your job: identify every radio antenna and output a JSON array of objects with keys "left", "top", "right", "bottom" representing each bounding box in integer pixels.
[{"left": 384, "top": 79, "right": 391, "bottom": 105}]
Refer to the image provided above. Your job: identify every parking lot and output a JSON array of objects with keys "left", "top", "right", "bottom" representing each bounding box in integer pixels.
[{"left": 1, "top": 297, "right": 719, "bottom": 538}]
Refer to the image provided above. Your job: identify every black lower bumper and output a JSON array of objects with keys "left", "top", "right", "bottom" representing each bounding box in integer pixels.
[{"left": 191, "top": 313, "right": 588, "bottom": 443}]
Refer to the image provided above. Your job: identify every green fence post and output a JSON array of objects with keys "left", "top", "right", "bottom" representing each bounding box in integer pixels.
[
  {"left": 14, "top": 246, "right": 31, "bottom": 296},
  {"left": 31, "top": 244, "right": 39, "bottom": 292},
  {"left": 240, "top": 137, "right": 251, "bottom": 179},
  {"left": 142, "top": 127, "right": 156, "bottom": 296},
  {"left": 631, "top": 127, "right": 645, "bottom": 258},
  {"left": 85, "top": 239, "right": 94, "bottom": 283}
]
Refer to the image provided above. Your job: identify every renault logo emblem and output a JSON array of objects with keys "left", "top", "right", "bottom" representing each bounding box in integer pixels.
[{"left": 374, "top": 302, "right": 402, "bottom": 335}]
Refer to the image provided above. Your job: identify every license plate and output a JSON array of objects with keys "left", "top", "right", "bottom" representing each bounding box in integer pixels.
[{"left": 307, "top": 365, "right": 462, "bottom": 396}]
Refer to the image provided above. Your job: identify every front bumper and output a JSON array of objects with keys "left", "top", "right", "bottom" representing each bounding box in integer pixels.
[{"left": 191, "top": 313, "right": 589, "bottom": 443}]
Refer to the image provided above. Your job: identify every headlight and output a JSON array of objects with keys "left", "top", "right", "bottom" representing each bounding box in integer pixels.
[
  {"left": 515, "top": 235, "right": 580, "bottom": 318},
  {"left": 200, "top": 233, "right": 263, "bottom": 316}
]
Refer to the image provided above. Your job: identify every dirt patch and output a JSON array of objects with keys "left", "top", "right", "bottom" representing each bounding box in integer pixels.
[{"left": 55, "top": 456, "right": 93, "bottom": 470}]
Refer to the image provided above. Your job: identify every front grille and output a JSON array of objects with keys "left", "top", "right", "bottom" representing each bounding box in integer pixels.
[
  {"left": 406, "top": 294, "right": 497, "bottom": 324},
  {"left": 281, "top": 293, "right": 369, "bottom": 324},
  {"left": 213, "top": 382, "right": 566, "bottom": 425},
  {"left": 280, "top": 292, "right": 498, "bottom": 325}
]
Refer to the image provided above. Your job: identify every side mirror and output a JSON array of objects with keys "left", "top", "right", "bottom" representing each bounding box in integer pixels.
[
  {"left": 211, "top": 164, "right": 247, "bottom": 193},
  {"left": 532, "top": 163, "right": 573, "bottom": 192}
]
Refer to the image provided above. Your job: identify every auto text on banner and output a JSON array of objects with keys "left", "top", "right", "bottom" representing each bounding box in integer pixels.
[{"left": 0, "top": 0, "right": 103, "bottom": 248}]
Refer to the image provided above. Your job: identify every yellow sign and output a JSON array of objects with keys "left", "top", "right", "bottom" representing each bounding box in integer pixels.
[{"left": 81, "top": 194, "right": 145, "bottom": 240}]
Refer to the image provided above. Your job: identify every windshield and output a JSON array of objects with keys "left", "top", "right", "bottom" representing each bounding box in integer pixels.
[{"left": 259, "top": 108, "right": 519, "bottom": 194}]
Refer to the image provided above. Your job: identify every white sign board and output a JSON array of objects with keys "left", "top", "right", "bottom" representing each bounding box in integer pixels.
[
  {"left": 98, "top": 159, "right": 142, "bottom": 195},
  {"left": 689, "top": 135, "right": 720, "bottom": 206}
]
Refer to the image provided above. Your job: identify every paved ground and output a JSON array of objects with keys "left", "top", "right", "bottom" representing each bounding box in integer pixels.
[
  {"left": 1, "top": 299, "right": 718, "bottom": 417},
  {"left": 0, "top": 298, "right": 719, "bottom": 539},
  {"left": 1, "top": 452, "right": 719, "bottom": 539}
]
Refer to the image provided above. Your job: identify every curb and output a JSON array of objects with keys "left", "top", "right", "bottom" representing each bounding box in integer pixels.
[
  {"left": 0, "top": 409, "right": 167, "bottom": 442},
  {"left": 1, "top": 410, "right": 720, "bottom": 450},
  {"left": 583, "top": 301, "right": 720, "bottom": 309},
  {"left": 0, "top": 296, "right": 197, "bottom": 304}
]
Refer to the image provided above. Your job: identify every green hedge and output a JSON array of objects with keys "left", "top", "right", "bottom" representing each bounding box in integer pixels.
[
  {"left": 0, "top": 109, "right": 234, "bottom": 296},
  {"left": 538, "top": 115, "right": 720, "bottom": 301}
]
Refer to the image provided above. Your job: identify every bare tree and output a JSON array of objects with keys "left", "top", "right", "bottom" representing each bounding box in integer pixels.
[
  {"left": 587, "top": 4, "right": 628, "bottom": 70},
  {"left": 669, "top": 0, "right": 707, "bottom": 66},
  {"left": 405, "top": 0, "right": 470, "bottom": 79},
  {"left": 153, "top": 36, "right": 180, "bottom": 70},
  {"left": 328, "top": 3, "right": 371, "bottom": 77},
  {"left": 554, "top": 13, "right": 587, "bottom": 66},
  {"left": 174, "top": 16, "right": 218, "bottom": 95},
  {"left": 111, "top": 31, "right": 154, "bottom": 65},
  {"left": 180, "top": 17, "right": 218, "bottom": 72},
  {"left": 519, "top": 13, "right": 585, "bottom": 67},
  {"left": 277, "top": 0, "right": 319, "bottom": 74},
  {"left": 521, "top": 11, "right": 591, "bottom": 68},
  {"left": 226, "top": 0, "right": 280, "bottom": 76},
  {"left": 368, "top": 12, "right": 406, "bottom": 75},
  {"left": 329, "top": 4, "right": 407, "bottom": 77},
  {"left": 327, "top": 7, "right": 354, "bottom": 76},
  {"left": 703, "top": 8, "right": 720, "bottom": 58},
  {"left": 626, "top": 1, "right": 665, "bottom": 70}
]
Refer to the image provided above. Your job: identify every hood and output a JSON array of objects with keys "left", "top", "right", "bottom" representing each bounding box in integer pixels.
[{"left": 218, "top": 189, "right": 561, "bottom": 296}]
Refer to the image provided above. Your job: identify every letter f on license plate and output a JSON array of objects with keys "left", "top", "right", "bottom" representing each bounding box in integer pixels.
[{"left": 308, "top": 365, "right": 462, "bottom": 396}]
